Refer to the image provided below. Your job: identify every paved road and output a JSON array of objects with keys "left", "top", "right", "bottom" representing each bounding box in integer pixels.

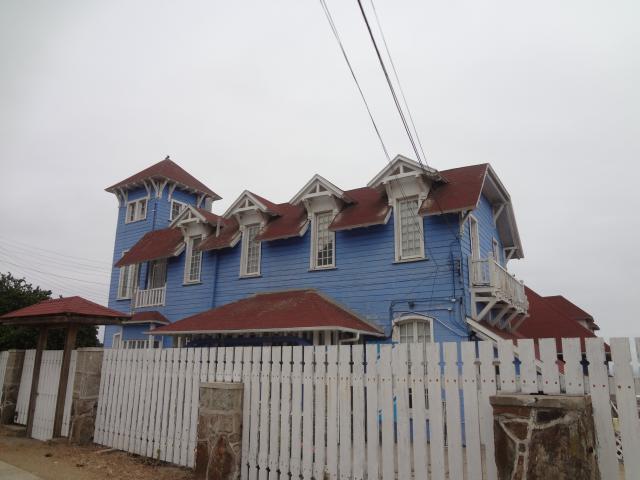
[{"left": 0, "top": 460, "right": 42, "bottom": 480}]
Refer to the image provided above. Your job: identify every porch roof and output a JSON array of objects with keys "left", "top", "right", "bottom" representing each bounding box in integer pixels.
[
  {"left": 0, "top": 296, "right": 128, "bottom": 326},
  {"left": 115, "top": 228, "right": 184, "bottom": 267},
  {"left": 152, "top": 289, "right": 384, "bottom": 336}
]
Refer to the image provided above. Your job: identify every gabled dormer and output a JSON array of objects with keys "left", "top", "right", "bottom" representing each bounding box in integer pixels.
[
  {"left": 367, "top": 154, "right": 443, "bottom": 204},
  {"left": 290, "top": 174, "right": 353, "bottom": 215}
]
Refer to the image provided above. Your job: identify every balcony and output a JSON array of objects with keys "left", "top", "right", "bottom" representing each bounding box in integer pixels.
[
  {"left": 469, "top": 257, "right": 528, "bottom": 328},
  {"left": 133, "top": 286, "right": 166, "bottom": 308}
]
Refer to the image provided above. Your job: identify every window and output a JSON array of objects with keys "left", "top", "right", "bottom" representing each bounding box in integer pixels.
[
  {"left": 395, "top": 197, "right": 424, "bottom": 261},
  {"left": 117, "top": 253, "right": 138, "bottom": 299},
  {"left": 312, "top": 211, "right": 335, "bottom": 269},
  {"left": 112, "top": 332, "right": 122, "bottom": 349},
  {"left": 170, "top": 200, "right": 187, "bottom": 220},
  {"left": 240, "top": 224, "right": 261, "bottom": 277},
  {"left": 492, "top": 238, "right": 500, "bottom": 263},
  {"left": 394, "top": 317, "right": 433, "bottom": 344},
  {"left": 148, "top": 259, "right": 167, "bottom": 289},
  {"left": 124, "top": 339, "right": 152, "bottom": 349},
  {"left": 184, "top": 236, "right": 203, "bottom": 283},
  {"left": 125, "top": 198, "right": 148, "bottom": 223},
  {"left": 469, "top": 216, "right": 480, "bottom": 260}
]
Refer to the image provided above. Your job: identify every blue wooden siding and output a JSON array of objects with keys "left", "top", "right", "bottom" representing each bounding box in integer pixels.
[{"left": 105, "top": 188, "right": 506, "bottom": 346}]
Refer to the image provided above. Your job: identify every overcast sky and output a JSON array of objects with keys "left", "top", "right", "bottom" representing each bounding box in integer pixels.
[{"left": 1, "top": 0, "right": 638, "bottom": 338}]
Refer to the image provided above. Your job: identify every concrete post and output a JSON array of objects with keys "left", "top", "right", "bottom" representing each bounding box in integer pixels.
[
  {"left": 490, "top": 394, "right": 600, "bottom": 480},
  {"left": 0, "top": 350, "right": 25, "bottom": 425},
  {"left": 68, "top": 347, "right": 104, "bottom": 444},
  {"left": 195, "top": 382, "right": 243, "bottom": 480}
]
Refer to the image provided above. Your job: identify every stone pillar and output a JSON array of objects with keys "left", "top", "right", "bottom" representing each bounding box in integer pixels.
[
  {"left": 69, "top": 347, "right": 104, "bottom": 444},
  {"left": 195, "top": 382, "right": 243, "bottom": 480},
  {"left": 490, "top": 394, "right": 600, "bottom": 480},
  {"left": 0, "top": 350, "right": 25, "bottom": 424}
]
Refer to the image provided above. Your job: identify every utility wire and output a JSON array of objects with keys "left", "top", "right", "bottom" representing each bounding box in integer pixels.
[
  {"left": 0, "top": 257, "right": 110, "bottom": 287},
  {"left": 319, "top": 0, "right": 391, "bottom": 162},
  {"left": 0, "top": 235, "right": 112, "bottom": 268}
]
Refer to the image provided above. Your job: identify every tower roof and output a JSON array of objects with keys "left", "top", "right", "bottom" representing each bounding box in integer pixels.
[{"left": 106, "top": 157, "right": 221, "bottom": 200}]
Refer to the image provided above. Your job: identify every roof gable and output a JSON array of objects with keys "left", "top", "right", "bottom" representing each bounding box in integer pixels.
[
  {"left": 223, "top": 190, "right": 281, "bottom": 218},
  {"left": 367, "top": 154, "right": 441, "bottom": 188},
  {"left": 290, "top": 174, "right": 353, "bottom": 205},
  {"left": 106, "top": 157, "right": 220, "bottom": 200}
]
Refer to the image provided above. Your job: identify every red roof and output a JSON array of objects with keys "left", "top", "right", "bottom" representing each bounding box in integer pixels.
[
  {"left": 249, "top": 192, "right": 284, "bottom": 216},
  {"left": 419, "top": 164, "right": 488, "bottom": 215},
  {"left": 198, "top": 218, "right": 241, "bottom": 252},
  {"left": 256, "top": 203, "right": 308, "bottom": 241},
  {"left": 516, "top": 286, "right": 598, "bottom": 352},
  {"left": 127, "top": 311, "right": 170, "bottom": 325},
  {"left": 543, "top": 295, "right": 598, "bottom": 330},
  {"left": 0, "top": 296, "right": 128, "bottom": 322},
  {"left": 106, "top": 158, "right": 220, "bottom": 200},
  {"left": 115, "top": 228, "right": 184, "bottom": 267},
  {"left": 329, "top": 187, "right": 391, "bottom": 231},
  {"left": 153, "top": 289, "right": 384, "bottom": 336},
  {"left": 195, "top": 207, "right": 225, "bottom": 227}
]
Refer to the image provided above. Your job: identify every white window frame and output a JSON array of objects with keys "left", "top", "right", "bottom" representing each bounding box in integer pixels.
[
  {"left": 148, "top": 258, "right": 167, "bottom": 289},
  {"left": 117, "top": 251, "right": 138, "bottom": 300},
  {"left": 492, "top": 238, "right": 500, "bottom": 264},
  {"left": 170, "top": 199, "right": 188, "bottom": 221},
  {"left": 469, "top": 215, "right": 480, "bottom": 260},
  {"left": 240, "top": 224, "right": 262, "bottom": 277},
  {"left": 311, "top": 211, "right": 336, "bottom": 270},
  {"left": 112, "top": 332, "right": 122, "bottom": 349},
  {"left": 394, "top": 196, "right": 425, "bottom": 262},
  {"left": 125, "top": 197, "right": 148, "bottom": 224},
  {"left": 184, "top": 235, "right": 203, "bottom": 284},
  {"left": 392, "top": 315, "right": 434, "bottom": 344}
]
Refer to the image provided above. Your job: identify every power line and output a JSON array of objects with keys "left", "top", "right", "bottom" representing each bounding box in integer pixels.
[
  {"left": 368, "top": 0, "right": 428, "bottom": 165},
  {"left": 355, "top": 0, "right": 424, "bottom": 166},
  {"left": 0, "top": 257, "right": 110, "bottom": 287},
  {"left": 0, "top": 235, "right": 112, "bottom": 268},
  {"left": 0, "top": 242, "right": 112, "bottom": 274},
  {"left": 318, "top": 0, "right": 391, "bottom": 162}
]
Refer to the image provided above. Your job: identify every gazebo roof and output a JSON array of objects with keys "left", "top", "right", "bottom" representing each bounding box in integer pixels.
[{"left": 0, "top": 296, "right": 129, "bottom": 326}]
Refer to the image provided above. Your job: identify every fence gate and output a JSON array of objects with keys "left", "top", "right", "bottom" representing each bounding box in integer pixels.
[{"left": 14, "top": 349, "right": 77, "bottom": 441}]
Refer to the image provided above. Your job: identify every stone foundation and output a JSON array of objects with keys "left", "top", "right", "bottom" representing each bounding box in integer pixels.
[
  {"left": 490, "top": 394, "right": 600, "bottom": 480},
  {"left": 69, "top": 348, "right": 103, "bottom": 444},
  {"left": 0, "top": 350, "right": 25, "bottom": 425},
  {"left": 195, "top": 382, "right": 243, "bottom": 480}
]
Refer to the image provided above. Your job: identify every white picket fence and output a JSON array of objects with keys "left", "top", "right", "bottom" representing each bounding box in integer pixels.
[
  {"left": 93, "top": 338, "right": 640, "bottom": 479},
  {"left": 14, "top": 349, "right": 77, "bottom": 441},
  {"left": 0, "top": 351, "right": 8, "bottom": 395}
]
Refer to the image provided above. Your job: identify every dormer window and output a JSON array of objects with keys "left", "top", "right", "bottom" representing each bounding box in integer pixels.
[
  {"left": 395, "top": 197, "right": 424, "bottom": 261},
  {"left": 125, "top": 198, "right": 148, "bottom": 223},
  {"left": 312, "top": 211, "right": 335, "bottom": 269},
  {"left": 170, "top": 200, "right": 187, "bottom": 221},
  {"left": 240, "top": 224, "right": 261, "bottom": 277},
  {"left": 184, "top": 235, "right": 203, "bottom": 284}
]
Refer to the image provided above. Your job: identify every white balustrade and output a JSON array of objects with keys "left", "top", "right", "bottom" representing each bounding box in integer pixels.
[
  {"left": 134, "top": 286, "right": 166, "bottom": 308},
  {"left": 470, "top": 257, "right": 528, "bottom": 312}
]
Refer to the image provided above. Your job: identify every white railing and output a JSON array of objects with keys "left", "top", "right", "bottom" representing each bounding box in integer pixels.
[
  {"left": 470, "top": 257, "right": 528, "bottom": 312},
  {"left": 134, "top": 286, "right": 166, "bottom": 308}
]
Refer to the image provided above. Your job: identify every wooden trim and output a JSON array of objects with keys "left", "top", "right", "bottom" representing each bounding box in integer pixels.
[
  {"left": 26, "top": 327, "right": 48, "bottom": 437},
  {"left": 53, "top": 324, "right": 78, "bottom": 437}
]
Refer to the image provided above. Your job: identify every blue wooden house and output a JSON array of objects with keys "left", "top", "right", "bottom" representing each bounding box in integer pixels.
[{"left": 103, "top": 155, "right": 528, "bottom": 349}]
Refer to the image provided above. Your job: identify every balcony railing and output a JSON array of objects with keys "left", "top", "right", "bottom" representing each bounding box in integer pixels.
[
  {"left": 470, "top": 257, "right": 528, "bottom": 312},
  {"left": 133, "top": 286, "right": 166, "bottom": 308}
]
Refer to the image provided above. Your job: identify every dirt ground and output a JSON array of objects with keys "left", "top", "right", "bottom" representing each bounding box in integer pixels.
[{"left": 0, "top": 434, "right": 195, "bottom": 480}]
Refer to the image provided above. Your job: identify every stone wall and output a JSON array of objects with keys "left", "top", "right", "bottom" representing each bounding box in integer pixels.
[
  {"left": 490, "top": 394, "right": 600, "bottom": 480},
  {"left": 195, "top": 382, "right": 243, "bottom": 480},
  {"left": 0, "top": 350, "right": 25, "bottom": 425},
  {"left": 69, "top": 348, "right": 104, "bottom": 444}
]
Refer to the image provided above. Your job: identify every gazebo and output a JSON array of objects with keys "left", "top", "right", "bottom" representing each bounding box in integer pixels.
[{"left": 0, "top": 296, "right": 129, "bottom": 438}]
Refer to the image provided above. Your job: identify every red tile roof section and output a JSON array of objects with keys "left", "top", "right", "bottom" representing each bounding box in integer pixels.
[
  {"left": 127, "top": 311, "right": 170, "bottom": 325},
  {"left": 153, "top": 289, "right": 384, "bottom": 335},
  {"left": 329, "top": 187, "right": 391, "bottom": 231},
  {"left": 198, "top": 218, "right": 241, "bottom": 252},
  {"left": 195, "top": 207, "right": 226, "bottom": 227},
  {"left": 256, "top": 203, "right": 308, "bottom": 241},
  {"left": 106, "top": 158, "right": 220, "bottom": 199},
  {"left": 115, "top": 228, "right": 184, "bottom": 267},
  {"left": 419, "top": 164, "right": 488, "bottom": 215},
  {"left": 249, "top": 192, "right": 284, "bottom": 215},
  {"left": 516, "top": 286, "right": 599, "bottom": 352},
  {"left": 0, "top": 296, "right": 129, "bottom": 320}
]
